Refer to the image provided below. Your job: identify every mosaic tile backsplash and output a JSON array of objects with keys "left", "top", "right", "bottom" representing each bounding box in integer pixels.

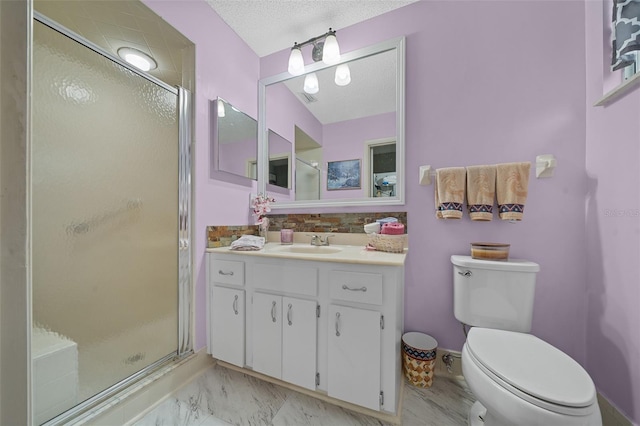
[{"left": 207, "top": 212, "right": 407, "bottom": 248}]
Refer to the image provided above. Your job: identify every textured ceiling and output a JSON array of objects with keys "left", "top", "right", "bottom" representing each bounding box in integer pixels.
[
  {"left": 34, "top": 0, "right": 192, "bottom": 88},
  {"left": 205, "top": 0, "right": 418, "bottom": 57}
]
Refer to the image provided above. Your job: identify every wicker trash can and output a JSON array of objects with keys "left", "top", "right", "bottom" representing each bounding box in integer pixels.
[{"left": 402, "top": 332, "right": 438, "bottom": 388}]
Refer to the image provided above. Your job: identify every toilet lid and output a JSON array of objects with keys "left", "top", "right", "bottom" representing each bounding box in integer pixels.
[{"left": 466, "top": 328, "right": 596, "bottom": 408}]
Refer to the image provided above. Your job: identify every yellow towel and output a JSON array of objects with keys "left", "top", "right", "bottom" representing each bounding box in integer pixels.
[
  {"left": 435, "top": 167, "right": 466, "bottom": 219},
  {"left": 466, "top": 165, "right": 496, "bottom": 221},
  {"left": 496, "top": 162, "right": 531, "bottom": 221}
]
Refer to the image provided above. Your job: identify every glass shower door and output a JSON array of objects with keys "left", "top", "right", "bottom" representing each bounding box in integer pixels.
[
  {"left": 295, "top": 158, "right": 321, "bottom": 201},
  {"left": 32, "top": 20, "right": 180, "bottom": 424}
]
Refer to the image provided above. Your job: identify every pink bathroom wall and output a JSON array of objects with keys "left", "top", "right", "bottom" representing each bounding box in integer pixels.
[
  {"left": 218, "top": 138, "right": 256, "bottom": 176},
  {"left": 321, "top": 112, "right": 396, "bottom": 199},
  {"left": 266, "top": 83, "right": 323, "bottom": 147},
  {"left": 585, "top": 1, "right": 640, "bottom": 423},
  {"left": 262, "top": 0, "right": 588, "bottom": 365},
  {"left": 143, "top": 0, "right": 261, "bottom": 351}
]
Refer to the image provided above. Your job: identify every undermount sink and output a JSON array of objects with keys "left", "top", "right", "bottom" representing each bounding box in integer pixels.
[{"left": 273, "top": 245, "right": 343, "bottom": 255}]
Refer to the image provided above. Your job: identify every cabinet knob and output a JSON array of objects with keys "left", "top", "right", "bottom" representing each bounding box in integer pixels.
[
  {"left": 271, "top": 301, "right": 277, "bottom": 323},
  {"left": 218, "top": 270, "right": 234, "bottom": 276},
  {"left": 287, "top": 303, "right": 293, "bottom": 326},
  {"left": 232, "top": 295, "right": 239, "bottom": 315},
  {"left": 335, "top": 312, "right": 341, "bottom": 337}
]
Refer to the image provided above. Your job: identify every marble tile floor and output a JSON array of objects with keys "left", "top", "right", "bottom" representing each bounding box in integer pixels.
[{"left": 133, "top": 363, "right": 475, "bottom": 426}]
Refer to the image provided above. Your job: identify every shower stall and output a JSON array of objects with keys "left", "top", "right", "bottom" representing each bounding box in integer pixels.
[
  {"left": 295, "top": 157, "right": 321, "bottom": 201},
  {"left": 31, "top": 14, "right": 191, "bottom": 425}
]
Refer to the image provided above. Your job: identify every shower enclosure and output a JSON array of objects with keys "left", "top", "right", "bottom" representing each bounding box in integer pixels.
[
  {"left": 295, "top": 158, "right": 321, "bottom": 201},
  {"left": 31, "top": 15, "right": 191, "bottom": 425}
]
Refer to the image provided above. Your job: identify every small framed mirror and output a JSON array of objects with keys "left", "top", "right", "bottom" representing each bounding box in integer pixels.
[
  {"left": 257, "top": 37, "right": 405, "bottom": 209},
  {"left": 211, "top": 97, "right": 258, "bottom": 181}
]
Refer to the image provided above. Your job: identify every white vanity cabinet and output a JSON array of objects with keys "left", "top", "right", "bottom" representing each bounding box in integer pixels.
[
  {"left": 206, "top": 245, "right": 405, "bottom": 417},
  {"left": 328, "top": 304, "right": 381, "bottom": 410},
  {"left": 207, "top": 258, "right": 245, "bottom": 367},
  {"left": 252, "top": 292, "right": 318, "bottom": 390}
]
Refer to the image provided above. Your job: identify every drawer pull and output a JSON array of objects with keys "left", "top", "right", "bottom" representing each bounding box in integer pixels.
[
  {"left": 218, "top": 270, "right": 234, "bottom": 276},
  {"left": 342, "top": 284, "right": 367, "bottom": 292},
  {"left": 271, "top": 301, "right": 277, "bottom": 323},
  {"left": 287, "top": 303, "right": 293, "bottom": 326},
  {"left": 232, "top": 295, "right": 239, "bottom": 315},
  {"left": 335, "top": 312, "right": 341, "bottom": 337}
]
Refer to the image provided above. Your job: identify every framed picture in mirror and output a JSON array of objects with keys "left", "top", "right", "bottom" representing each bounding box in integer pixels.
[{"left": 327, "top": 159, "right": 361, "bottom": 190}]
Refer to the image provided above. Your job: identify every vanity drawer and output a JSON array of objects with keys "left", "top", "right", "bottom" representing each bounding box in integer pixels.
[
  {"left": 330, "top": 270, "right": 383, "bottom": 306},
  {"left": 254, "top": 262, "right": 318, "bottom": 297},
  {"left": 210, "top": 259, "right": 245, "bottom": 286}
]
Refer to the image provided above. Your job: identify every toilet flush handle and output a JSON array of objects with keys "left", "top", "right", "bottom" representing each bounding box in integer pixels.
[{"left": 458, "top": 270, "right": 472, "bottom": 277}]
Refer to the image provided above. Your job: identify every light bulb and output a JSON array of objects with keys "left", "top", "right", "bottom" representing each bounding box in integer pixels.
[
  {"left": 217, "top": 99, "right": 225, "bottom": 117},
  {"left": 322, "top": 34, "right": 340, "bottom": 65},
  {"left": 117, "top": 47, "right": 157, "bottom": 71},
  {"left": 288, "top": 47, "right": 305, "bottom": 76},
  {"left": 334, "top": 64, "right": 351, "bottom": 86},
  {"left": 303, "top": 73, "right": 319, "bottom": 94}
]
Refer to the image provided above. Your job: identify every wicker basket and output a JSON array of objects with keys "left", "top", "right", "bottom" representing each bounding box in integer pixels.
[{"left": 367, "top": 233, "right": 406, "bottom": 253}]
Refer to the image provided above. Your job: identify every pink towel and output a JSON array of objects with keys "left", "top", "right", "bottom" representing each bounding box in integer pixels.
[{"left": 381, "top": 222, "right": 405, "bottom": 235}]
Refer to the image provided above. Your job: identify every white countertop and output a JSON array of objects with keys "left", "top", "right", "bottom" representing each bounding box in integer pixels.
[{"left": 206, "top": 242, "right": 407, "bottom": 266}]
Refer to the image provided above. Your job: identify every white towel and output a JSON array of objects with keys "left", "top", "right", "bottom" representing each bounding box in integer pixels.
[{"left": 230, "top": 235, "right": 265, "bottom": 251}]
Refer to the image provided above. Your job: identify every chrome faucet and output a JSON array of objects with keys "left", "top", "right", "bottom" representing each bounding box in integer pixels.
[{"left": 308, "top": 234, "right": 332, "bottom": 246}]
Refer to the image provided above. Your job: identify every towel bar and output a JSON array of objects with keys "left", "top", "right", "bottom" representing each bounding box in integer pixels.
[{"left": 419, "top": 155, "right": 556, "bottom": 185}]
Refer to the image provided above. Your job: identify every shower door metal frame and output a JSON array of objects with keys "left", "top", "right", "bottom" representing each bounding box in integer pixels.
[{"left": 33, "top": 12, "right": 193, "bottom": 426}]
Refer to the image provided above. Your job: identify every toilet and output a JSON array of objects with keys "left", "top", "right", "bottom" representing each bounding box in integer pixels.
[{"left": 452, "top": 255, "right": 601, "bottom": 426}]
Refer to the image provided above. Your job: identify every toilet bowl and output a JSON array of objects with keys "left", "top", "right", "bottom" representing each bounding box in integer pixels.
[{"left": 462, "top": 327, "right": 601, "bottom": 426}]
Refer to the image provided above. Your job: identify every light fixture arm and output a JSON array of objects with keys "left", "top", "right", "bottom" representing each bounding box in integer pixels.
[{"left": 291, "top": 28, "right": 336, "bottom": 56}]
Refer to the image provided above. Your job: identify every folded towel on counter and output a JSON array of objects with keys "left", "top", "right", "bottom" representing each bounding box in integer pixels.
[
  {"left": 496, "top": 162, "right": 531, "bottom": 221},
  {"left": 229, "top": 235, "right": 265, "bottom": 251},
  {"left": 466, "top": 165, "right": 496, "bottom": 221},
  {"left": 381, "top": 222, "right": 405, "bottom": 235},
  {"left": 435, "top": 167, "right": 466, "bottom": 219}
]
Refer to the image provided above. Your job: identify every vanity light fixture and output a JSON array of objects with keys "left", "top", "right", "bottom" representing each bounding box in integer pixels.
[
  {"left": 303, "top": 72, "right": 319, "bottom": 94},
  {"left": 287, "top": 28, "right": 350, "bottom": 91},
  {"left": 334, "top": 63, "right": 351, "bottom": 86},
  {"left": 117, "top": 47, "right": 157, "bottom": 72}
]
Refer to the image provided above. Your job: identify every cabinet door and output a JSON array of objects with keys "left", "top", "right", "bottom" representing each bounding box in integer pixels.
[
  {"left": 210, "top": 286, "right": 245, "bottom": 367},
  {"left": 282, "top": 297, "right": 317, "bottom": 390},
  {"left": 252, "top": 292, "right": 282, "bottom": 379},
  {"left": 327, "top": 304, "right": 381, "bottom": 411}
]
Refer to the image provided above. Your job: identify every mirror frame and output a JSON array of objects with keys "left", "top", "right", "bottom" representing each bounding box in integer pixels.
[{"left": 257, "top": 36, "right": 405, "bottom": 209}]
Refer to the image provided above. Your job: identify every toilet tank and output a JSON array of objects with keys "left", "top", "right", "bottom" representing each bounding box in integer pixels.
[{"left": 452, "top": 255, "right": 540, "bottom": 332}]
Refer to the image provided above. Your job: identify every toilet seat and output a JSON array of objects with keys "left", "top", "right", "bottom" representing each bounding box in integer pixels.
[{"left": 466, "top": 328, "right": 597, "bottom": 416}]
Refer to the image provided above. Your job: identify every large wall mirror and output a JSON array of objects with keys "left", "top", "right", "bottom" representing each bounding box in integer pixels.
[
  {"left": 258, "top": 37, "right": 405, "bottom": 208},
  {"left": 211, "top": 97, "right": 258, "bottom": 181}
]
